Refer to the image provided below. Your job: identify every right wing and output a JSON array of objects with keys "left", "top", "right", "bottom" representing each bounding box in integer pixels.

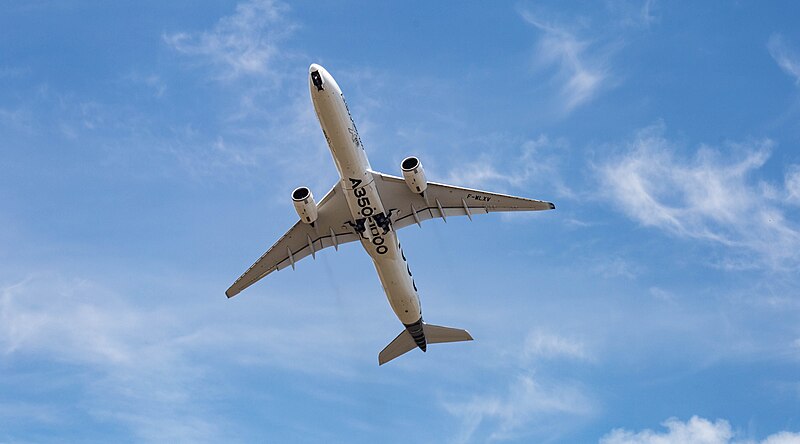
[
  {"left": 226, "top": 182, "right": 359, "bottom": 298},
  {"left": 373, "top": 172, "right": 555, "bottom": 230}
]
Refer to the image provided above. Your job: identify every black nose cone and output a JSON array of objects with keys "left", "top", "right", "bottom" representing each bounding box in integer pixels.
[{"left": 311, "top": 70, "right": 324, "bottom": 91}]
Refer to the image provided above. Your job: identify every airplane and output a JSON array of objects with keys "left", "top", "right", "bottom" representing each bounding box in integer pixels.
[{"left": 226, "top": 64, "right": 555, "bottom": 365}]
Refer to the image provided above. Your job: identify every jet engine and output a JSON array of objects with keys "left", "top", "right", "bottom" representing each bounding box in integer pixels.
[
  {"left": 401, "top": 156, "right": 428, "bottom": 194},
  {"left": 292, "top": 186, "right": 318, "bottom": 224}
]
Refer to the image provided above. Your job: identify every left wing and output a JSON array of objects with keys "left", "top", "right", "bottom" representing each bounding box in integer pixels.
[
  {"left": 373, "top": 172, "right": 555, "bottom": 230},
  {"left": 226, "top": 182, "right": 359, "bottom": 298}
]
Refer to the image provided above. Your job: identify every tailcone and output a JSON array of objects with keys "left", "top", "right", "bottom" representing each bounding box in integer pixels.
[{"left": 404, "top": 317, "right": 427, "bottom": 351}]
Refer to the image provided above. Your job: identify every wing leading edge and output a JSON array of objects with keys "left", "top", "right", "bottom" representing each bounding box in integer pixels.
[
  {"left": 373, "top": 172, "right": 555, "bottom": 230},
  {"left": 226, "top": 182, "right": 359, "bottom": 298},
  {"left": 227, "top": 173, "right": 554, "bottom": 297}
]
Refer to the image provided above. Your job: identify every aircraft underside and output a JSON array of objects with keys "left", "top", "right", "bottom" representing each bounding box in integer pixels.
[{"left": 227, "top": 64, "right": 555, "bottom": 365}]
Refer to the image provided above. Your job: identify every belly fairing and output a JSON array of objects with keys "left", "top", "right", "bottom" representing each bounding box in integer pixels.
[{"left": 310, "top": 65, "right": 421, "bottom": 325}]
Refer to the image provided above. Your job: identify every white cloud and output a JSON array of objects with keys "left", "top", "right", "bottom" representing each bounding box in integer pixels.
[
  {"left": 523, "top": 331, "right": 590, "bottom": 361},
  {"left": 441, "top": 329, "right": 595, "bottom": 443},
  {"left": 762, "top": 432, "right": 800, "bottom": 444},
  {"left": 768, "top": 34, "right": 800, "bottom": 85},
  {"left": 165, "top": 130, "right": 263, "bottom": 177},
  {"left": 164, "top": 0, "right": 295, "bottom": 80},
  {"left": 640, "top": 0, "right": 657, "bottom": 25},
  {"left": 0, "top": 276, "right": 224, "bottom": 441},
  {"left": 0, "top": 274, "right": 371, "bottom": 440},
  {"left": 605, "top": 0, "right": 659, "bottom": 28},
  {"left": 444, "top": 160, "right": 508, "bottom": 189},
  {"left": 444, "top": 374, "right": 594, "bottom": 443},
  {"left": 598, "top": 124, "right": 800, "bottom": 270},
  {"left": 785, "top": 165, "right": 800, "bottom": 204},
  {"left": 521, "top": 11, "right": 609, "bottom": 112},
  {"left": 592, "top": 256, "right": 641, "bottom": 279},
  {"left": 0, "top": 106, "right": 34, "bottom": 133},
  {"left": 600, "top": 416, "right": 800, "bottom": 444},
  {"left": 444, "top": 134, "right": 574, "bottom": 198},
  {"left": 0, "top": 65, "right": 31, "bottom": 79},
  {"left": 648, "top": 286, "right": 675, "bottom": 302},
  {"left": 159, "top": 0, "right": 334, "bottom": 184},
  {"left": 125, "top": 72, "right": 167, "bottom": 98},
  {"left": 601, "top": 416, "right": 733, "bottom": 444}
]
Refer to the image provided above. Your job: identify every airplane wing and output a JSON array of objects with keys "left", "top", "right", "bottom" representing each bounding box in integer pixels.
[
  {"left": 226, "top": 182, "right": 360, "bottom": 298},
  {"left": 373, "top": 172, "right": 555, "bottom": 230}
]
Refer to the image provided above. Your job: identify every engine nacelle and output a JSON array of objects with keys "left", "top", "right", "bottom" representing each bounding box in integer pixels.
[
  {"left": 401, "top": 156, "right": 428, "bottom": 194},
  {"left": 292, "top": 186, "right": 318, "bottom": 224}
]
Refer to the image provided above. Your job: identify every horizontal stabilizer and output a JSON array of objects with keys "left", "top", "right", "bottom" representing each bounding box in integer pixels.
[
  {"left": 424, "top": 324, "right": 474, "bottom": 344},
  {"left": 379, "top": 330, "right": 417, "bottom": 365},
  {"left": 378, "top": 322, "right": 474, "bottom": 365}
]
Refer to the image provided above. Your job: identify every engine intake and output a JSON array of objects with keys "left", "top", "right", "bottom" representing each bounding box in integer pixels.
[
  {"left": 401, "top": 156, "right": 428, "bottom": 194},
  {"left": 292, "top": 186, "right": 318, "bottom": 224}
]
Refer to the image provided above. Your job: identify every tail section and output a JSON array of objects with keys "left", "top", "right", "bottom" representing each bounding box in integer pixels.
[
  {"left": 378, "top": 330, "right": 417, "bottom": 365},
  {"left": 378, "top": 321, "right": 473, "bottom": 365},
  {"left": 424, "top": 324, "right": 474, "bottom": 344}
]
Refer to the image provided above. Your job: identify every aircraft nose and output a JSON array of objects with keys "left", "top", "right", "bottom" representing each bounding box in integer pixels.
[{"left": 309, "top": 63, "right": 322, "bottom": 74}]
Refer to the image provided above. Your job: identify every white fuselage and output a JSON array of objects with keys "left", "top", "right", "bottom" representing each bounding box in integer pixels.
[{"left": 309, "top": 64, "right": 422, "bottom": 326}]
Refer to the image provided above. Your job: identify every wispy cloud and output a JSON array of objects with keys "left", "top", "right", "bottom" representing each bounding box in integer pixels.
[
  {"left": 164, "top": 0, "right": 295, "bottom": 81},
  {"left": 0, "top": 84, "right": 149, "bottom": 145},
  {"left": 522, "top": 331, "right": 591, "bottom": 362},
  {"left": 0, "top": 65, "right": 31, "bottom": 79},
  {"left": 124, "top": 72, "right": 167, "bottom": 98},
  {"left": 601, "top": 416, "right": 733, "bottom": 444},
  {"left": 648, "top": 286, "right": 675, "bottom": 302},
  {"left": 520, "top": 11, "right": 610, "bottom": 113},
  {"left": 786, "top": 164, "right": 800, "bottom": 204},
  {"left": 600, "top": 415, "right": 800, "bottom": 444},
  {"left": 604, "top": 0, "right": 659, "bottom": 28},
  {"left": 0, "top": 106, "right": 34, "bottom": 133},
  {"left": 444, "top": 374, "right": 594, "bottom": 443},
  {"left": 592, "top": 256, "right": 641, "bottom": 279},
  {"left": 0, "top": 276, "right": 228, "bottom": 441},
  {"left": 597, "top": 124, "right": 800, "bottom": 271},
  {"left": 640, "top": 0, "right": 657, "bottom": 25},
  {"left": 768, "top": 34, "right": 800, "bottom": 85},
  {"left": 442, "top": 331, "right": 595, "bottom": 443},
  {"left": 163, "top": 127, "right": 264, "bottom": 178},
  {"left": 159, "top": 0, "right": 336, "bottom": 186},
  {"left": 0, "top": 274, "right": 372, "bottom": 440},
  {"left": 444, "top": 134, "right": 574, "bottom": 198}
]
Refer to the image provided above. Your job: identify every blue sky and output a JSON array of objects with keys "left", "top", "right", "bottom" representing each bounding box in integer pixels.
[{"left": 2, "top": 1, "right": 800, "bottom": 442}]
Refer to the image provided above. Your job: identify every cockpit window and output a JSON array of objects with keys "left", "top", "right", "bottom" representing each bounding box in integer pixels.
[{"left": 311, "top": 71, "right": 324, "bottom": 91}]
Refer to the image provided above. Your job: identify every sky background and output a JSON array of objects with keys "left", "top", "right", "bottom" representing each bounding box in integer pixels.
[{"left": 2, "top": 1, "right": 800, "bottom": 442}]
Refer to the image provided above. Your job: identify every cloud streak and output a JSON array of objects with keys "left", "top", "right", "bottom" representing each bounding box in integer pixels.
[
  {"left": 444, "top": 374, "right": 594, "bottom": 443},
  {"left": 522, "top": 331, "right": 591, "bottom": 362},
  {"left": 164, "top": 0, "right": 295, "bottom": 81},
  {"left": 598, "top": 124, "right": 800, "bottom": 270},
  {"left": 159, "top": 0, "right": 337, "bottom": 186},
  {"left": 604, "top": 0, "right": 659, "bottom": 28},
  {"left": 600, "top": 415, "right": 800, "bottom": 444},
  {"left": 768, "top": 34, "right": 800, "bottom": 85},
  {"left": 521, "top": 11, "right": 610, "bottom": 113},
  {"left": 786, "top": 165, "right": 800, "bottom": 204},
  {"left": 442, "top": 331, "right": 595, "bottom": 443},
  {"left": 443, "top": 134, "right": 574, "bottom": 199},
  {"left": 0, "top": 276, "right": 227, "bottom": 441},
  {"left": 0, "top": 273, "right": 376, "bottom": 440}
]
